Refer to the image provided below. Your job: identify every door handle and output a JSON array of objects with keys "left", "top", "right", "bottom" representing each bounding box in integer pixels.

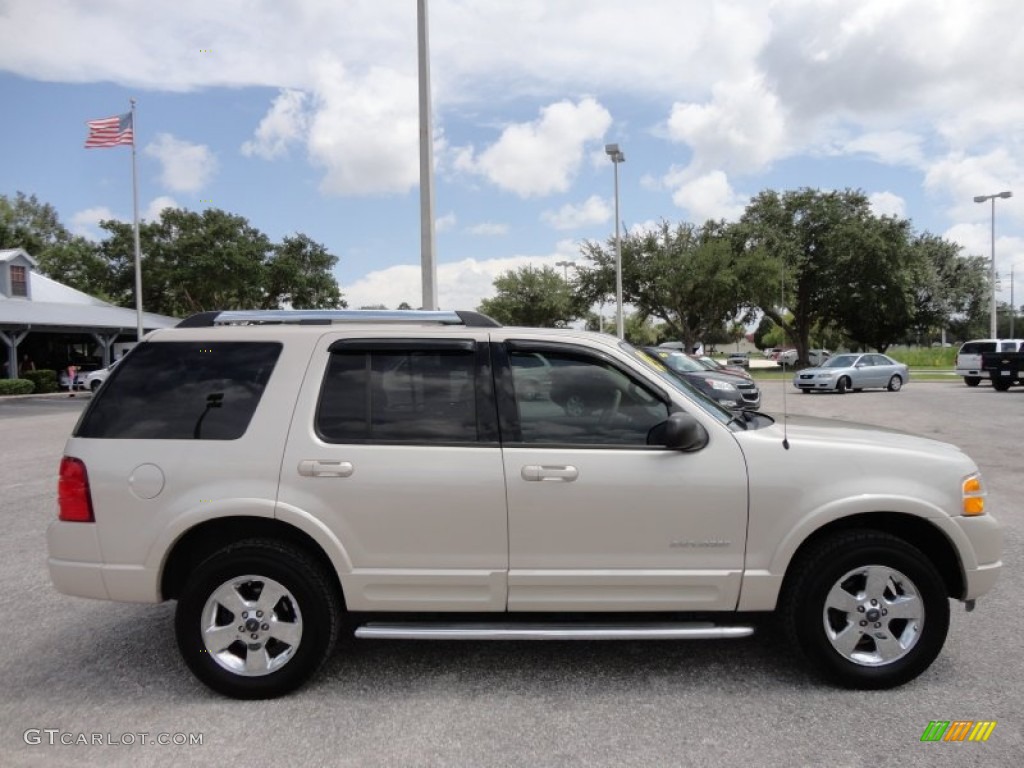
[
  {"left": 298, "top": 459, "right": 354, "bottom": 478},
  {"left": 521, "top": 465, "right": 578, "bottom": 482}
]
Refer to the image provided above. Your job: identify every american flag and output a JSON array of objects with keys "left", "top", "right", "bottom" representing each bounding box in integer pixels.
[{"left": 84, "top": 112, "right": 134, "bottom": 148}]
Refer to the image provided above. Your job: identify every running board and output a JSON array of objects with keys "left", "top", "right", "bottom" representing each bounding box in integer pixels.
[{"left": 354, "top": 622, "right": 755, "bottom": 641}]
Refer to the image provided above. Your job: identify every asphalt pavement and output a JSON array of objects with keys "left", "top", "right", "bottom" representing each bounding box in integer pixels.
[{"left": 0, "top": 383, "right": 1020, "bottom": 767}]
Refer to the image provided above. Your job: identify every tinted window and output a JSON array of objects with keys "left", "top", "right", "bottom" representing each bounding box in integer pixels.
[
  {"left": 318, "top": 348, "right": 478, "bottom": 443},
  {"left": 960, "top": 342, "right": 995, "bottom": 355},
  {"left": 76, "top": 342, "right": 281, "bottom": 439},
  {"left": 509, "top": 350, "right": 669, "bottom": 445}
]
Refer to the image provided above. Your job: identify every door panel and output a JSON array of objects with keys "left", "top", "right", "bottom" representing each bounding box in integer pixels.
[
  {"left": 278, "top": 335, "right": 508, "bottom": 612},
  {"left": 500, "top": 345, "right": 748, "bottom": 612}
]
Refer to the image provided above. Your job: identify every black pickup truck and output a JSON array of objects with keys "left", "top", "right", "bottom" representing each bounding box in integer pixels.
[{"left": 982, "top": 351, "right": 1024, "bottom": 391}]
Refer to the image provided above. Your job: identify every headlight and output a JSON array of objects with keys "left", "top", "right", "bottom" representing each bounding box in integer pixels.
[
  {"left": 817, "top": 372, "right": 835, "bottom": 378},
  {"left": 706, "top": 379, "right": 737, "bottom": 391},
  {"left": 962, "top": 473, "right": 986, "bottom": 516}
]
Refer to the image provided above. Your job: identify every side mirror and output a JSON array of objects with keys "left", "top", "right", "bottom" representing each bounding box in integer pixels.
[{"left": 659, "top": 412, "right": 708, "bottom": 452}]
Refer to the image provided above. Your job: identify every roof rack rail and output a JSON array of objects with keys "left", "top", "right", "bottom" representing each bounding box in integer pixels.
[{"left": 176, "top": 309, "right": 501, "bottom": 329}]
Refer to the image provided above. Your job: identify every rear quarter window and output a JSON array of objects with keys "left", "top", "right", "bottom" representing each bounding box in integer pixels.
[
  {"left": 959, "top": 342, "right": 995, "bottom": 356},
  {"left": 75, "top": 341, "right": 282, "bottom": 439}
]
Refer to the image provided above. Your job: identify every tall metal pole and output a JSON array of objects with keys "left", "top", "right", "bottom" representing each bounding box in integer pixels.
[
  {"left": 1011, "top": 266, "right": 1015, "bottom": 339},
  {"left": 606, "top": 144, "right": 625, "bottom": 339},
  {"left": 613, "top": 160, "right": 623, "bottom": 339},
  {"left": 130, "top": 98, "right": 144, "bottom": 340},
  {"left": 974, "top": 191, "right": 1012, "bottom": 338},
  {"left": 989, "top": 196, "right": 997, "bottom": 338},
  {"left": 417, "top": 0, "right": 438, "bottom": 310}
]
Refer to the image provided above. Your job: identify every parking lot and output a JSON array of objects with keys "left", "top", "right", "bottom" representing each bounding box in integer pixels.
[{"left": 0, "top": 383, "right": 1020, "bottom": 767}]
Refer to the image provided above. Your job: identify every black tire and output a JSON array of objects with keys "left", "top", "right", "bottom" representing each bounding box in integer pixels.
[
  {"left": 886, "top": 375, "right": 903, "bottom": 392},
  {"left": 800, "top": 388, "right": 810, "bottom": 394},
  {"left": 836, "top": 377, "right": 850, "bottom": 394},
  {"left": 175, "top": 539, "right": 341, "bottom": 699},
  {"left": 90, "top": 380, "right": 102, "bottom": 392},
  {"left": 992, "top": 379, "right": 1011, "bottom": 392},
  {"left": 780, "top": 530, "right": 949, "bottom": 689},
  {"left": 964, "top": 377, "right": 981, "bottom": 387}
]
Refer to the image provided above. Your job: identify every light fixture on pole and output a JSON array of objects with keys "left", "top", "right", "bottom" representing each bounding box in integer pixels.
[
  {"left": 605, "top": 143, "right": 625, "bottom": 339},
  {"left": 554, "top": 260, "right": 576, "bottom": 281},
  {"left": 973, "top": 190, "right": 1012, "bottom": 338}
]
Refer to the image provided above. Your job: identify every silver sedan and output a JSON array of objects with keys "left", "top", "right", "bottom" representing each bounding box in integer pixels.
[{"left": 793, "top": 353, "right": 909, "bottom": 394}]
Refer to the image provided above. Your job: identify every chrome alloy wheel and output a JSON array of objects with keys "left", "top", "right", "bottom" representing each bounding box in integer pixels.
[
  {"left": 822, "top": 565, "right": 923, "bottom": 667},
  {"left": 200, "top": 575, "right": 303, "bottom": 676}
]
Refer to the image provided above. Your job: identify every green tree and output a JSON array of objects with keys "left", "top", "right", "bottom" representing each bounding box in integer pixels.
[
  {"left": 830, "top": 215, "right": 918, "bottom": 352},
  {"left": 0, "top": 192, "right": 72, "bottom": 257},
  {"left": 578, "top": 220, "right": 753, "bottom": 353},
  {"left": 99, "top": 208, "right": 343, "bottom": 317},
  {"left": 478, "top": 266, "right": 582, "bottom": 327},
  {"left": 909, "top": 234, "right": 988, "bottom": 342},
  {"left": 733, "top": 188, "right": 888, "bottom": 363},
  {"left": 265, "top": 234, "right": 345, "bottom": 309}
]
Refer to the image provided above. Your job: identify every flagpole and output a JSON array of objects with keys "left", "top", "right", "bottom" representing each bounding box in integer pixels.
[{"left": 130, "top": 98, "right": 144, "bottom": 341}]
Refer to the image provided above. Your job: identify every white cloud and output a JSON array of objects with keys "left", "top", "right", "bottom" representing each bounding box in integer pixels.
[
  {"left": 923, "top": 149, "right": 1022, "bottom": 223},
  {"left": 665, "top": 76, "right": 788, "bottom": 175},
  {"left": 541, "top": 195, "right": 611, "bottom": 230},
  {"left": 70, "top": 206, "right": 117, "bottom": 240},
  {"left": 145, "top": 196, "right": 179, "bottom": 221},
  {"left": 241, "top": 89, "right": 309, "bottom": 159},
  {"left": 665, "top": 170, "right": 747, "bottom": 223},
  {"left": 343, "top": 245, "right": 580, "bottom": 310},
  {"left": 144, "top": 134, "right": 217, "bottom": 193},
  {"left": 305, "top": 57, "right": 420, "bottom": 195},
  {"left": 868, "top": 192, "right": 906, "bottom": 218},
  {"left": 468, "top": 222, "right": 508, "bottom": 236},
  {"left": 943, "top": 222, "right": 1024, "bottom": 303},
  {"left": 841, "top": 132, "right": 925, "bottom": 167},
  {"left": 436, "top": 212, "right": 457, "bottom": 233},
  {"left": 455, "top": 98, "right": 612, "bottom": 197}
]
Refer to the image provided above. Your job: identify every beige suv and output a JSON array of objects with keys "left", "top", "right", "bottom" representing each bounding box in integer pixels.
[{"left": 48, "top": 310, "right": 1002, "bottom": 698}]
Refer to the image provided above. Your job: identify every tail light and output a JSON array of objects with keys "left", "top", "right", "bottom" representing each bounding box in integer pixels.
[{"left": 58, "top": 457, "right": 94, "bottom": 522}]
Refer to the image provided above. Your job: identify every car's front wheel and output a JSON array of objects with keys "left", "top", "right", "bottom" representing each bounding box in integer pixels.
[
  {"left": 780, "top": 531, "right": 949, "bottom": 689},
  {"left": 835, "top": 376, "right": 850, "bottom": 394},
  {"left": 175, "top": 539, "right": 341, "bottom": 699}
]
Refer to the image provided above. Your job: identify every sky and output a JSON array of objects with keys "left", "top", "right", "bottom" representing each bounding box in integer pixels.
[{"left": 1, "top": 0, "right": 1023, "bottom": 313}]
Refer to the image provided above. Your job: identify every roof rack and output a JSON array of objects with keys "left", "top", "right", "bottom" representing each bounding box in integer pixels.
[{"left": 176, "top": 309, "right": 502, "bottom": 329}]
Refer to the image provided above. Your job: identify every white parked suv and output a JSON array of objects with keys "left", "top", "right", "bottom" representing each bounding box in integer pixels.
[
  {"left": 48, "top": 310, "right": 1002, "bottom": 699},
  {"left": 956, "top": 338, "right": 1024, "bottom": 386}
]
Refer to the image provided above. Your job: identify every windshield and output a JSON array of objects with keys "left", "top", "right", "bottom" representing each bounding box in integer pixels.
[
  {"left": 652, "top": 350, "right": 706, "bottom": 373},
  {"left": 623, "top": 344, "right": 736, "bottom": 425},
  {"left": 822, "top": 354, "right": 859, "bottom": 368}
]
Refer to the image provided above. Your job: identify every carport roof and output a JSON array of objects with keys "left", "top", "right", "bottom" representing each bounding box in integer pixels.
[{"left": 0, "top": 272, "right": 178, "bottom": 333}]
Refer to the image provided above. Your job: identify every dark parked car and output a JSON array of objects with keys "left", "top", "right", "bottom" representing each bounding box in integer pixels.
[{"left": 643, "top": 347, "right": 761, "bottom": 410}]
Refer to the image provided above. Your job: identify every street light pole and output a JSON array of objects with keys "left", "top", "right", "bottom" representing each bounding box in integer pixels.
[
  {"left": 417, "top": 0, "right": 438, "bottom": 310},
  {"left": 973, "top": 190, "right": 1012, "bottom": 338},
  {"left": 605, "top": 143, "right": 625, "bottom": 339},
  {"left": 554, "top": 260, "right": 576, "bottom": 281}
]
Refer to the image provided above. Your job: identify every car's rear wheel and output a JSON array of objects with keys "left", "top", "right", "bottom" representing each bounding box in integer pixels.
[
  {"left": 964, "top": 377, "right": 981, "bottom": 387},
  {"left": 887, "top": 375, "right": 903, "bottom": 392},
  {"left": 836, "top": 377, "right": 850, "bottom": 394},
  {"left": 175, "top": 539, "right": 340, "bottom": 699},
  {"left": 992, "top": 379, "right": 1011, "bottom": 392},
  {"left": 780, "top": 530, "right": 949, "bottom": 689}
]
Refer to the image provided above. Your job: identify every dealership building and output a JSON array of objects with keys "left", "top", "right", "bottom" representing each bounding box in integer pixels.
[{"left": 1, "top": 248, "right": 177, "bottom": 379}]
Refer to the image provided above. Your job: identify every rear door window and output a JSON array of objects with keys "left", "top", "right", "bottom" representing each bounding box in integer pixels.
[
  {"left": 75, "top": 341, "right": 281, "bottom": 439},
  {"left": 316, "top": 341, "right": 494, "bottom": 444}
]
